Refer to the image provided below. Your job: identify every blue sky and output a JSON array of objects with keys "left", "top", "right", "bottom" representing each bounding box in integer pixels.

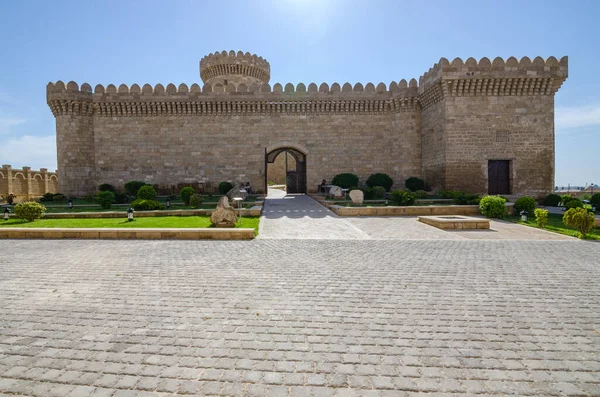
[{"left": 0, "top": 0, "right": 598, "bottom": 187}]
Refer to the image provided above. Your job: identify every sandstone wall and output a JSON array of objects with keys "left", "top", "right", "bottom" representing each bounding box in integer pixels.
[
  {"left": 267, "top": 152, "right": 296, "bottom": 186},
  {"left": 443, "top": 95, "right": 555, "bottom": 196},
  {"left": 0, "top": 165, "right": 58, "bottom": 202}
]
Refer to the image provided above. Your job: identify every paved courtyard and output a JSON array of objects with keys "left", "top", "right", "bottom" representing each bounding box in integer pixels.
[{"left": 1, "top": 238, "right": 599, "bottom": 396}]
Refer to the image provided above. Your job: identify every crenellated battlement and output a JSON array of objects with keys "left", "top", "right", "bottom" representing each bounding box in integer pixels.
[
  {"left": 418, "top": 56, "right": 568, "bottom": 108},
  {"left": 200, "top": 50, "right": 271, "bottom": 87}
]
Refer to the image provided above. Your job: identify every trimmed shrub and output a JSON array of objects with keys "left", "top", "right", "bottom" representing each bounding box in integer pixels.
[
  {"left": 534, "top": 208, "right": 549, "bottom": 228},
  {"left": 543, "top": 193, "right": 561, "bottom": 207},
  {"left": 563, "top": 207, "right": 596, "bottom": 238},
  {"left": 113, "top": 190, "right": 129, "bottom": 204},
  {"left": 479, "top": 195, "right": 507, "bottom": 219},
  {"left": 590, "top": 193, "right": 600, "bottom": 208},
  {"left": 219, "top": 181, "right": 234, "bottom": 195},
  {"left": 370, "top": 186, "right": 386, "bottom": 200},
  {"left": 130, "top": 199, "right": 162, "bottom": 211},
  {"left": 439, "top": 190, "right": 459, "bottom": 199},
  {"left": 514, "top": 196, "right": 536, "bottom": 215},
  {"left": 39, "top": 193, "right": 55, "bottom": 202},
  {"left": 137, "top": 185, "right": 157, "bottom": 201},
  {"left": 14, "top": 201, "right": 46, "bottom": 222},
  {"left": 405, "top": 177, "right": 425, "bottom": 192},
  {"left": 366, "top": 173, "right": 393, "bottom": 191},
  {"left": 124, "top": 181, "right": 147, "bottom": 196},
  {"left": 52, "top": 193, "right": 67, "bottom": 203},
  {"left": 452, "top": 192, "right": 481, "bottom": 205},
  {"left": 189, "top": 194, "right": 203, "bottom": 208},
  {"left": 96, "top": 191, "right": 115, "bottom": 209},
  {"left": 180, "top": 186, "right": 196, "bottom": 205},
  {"left": 414, "top": 190, "right": 428, "bottom": 199},
  {"left": 566, "top": 198, "right": 584, "bottom": 210},
  {"left": 331, "top": 173, "right": 359, "bottom": 190},
  {"left": 390, "top": 190, "right": 415, "bottom": 206},
  {"left": 98, "top": 183, "right": 115, "bottom": 192}
]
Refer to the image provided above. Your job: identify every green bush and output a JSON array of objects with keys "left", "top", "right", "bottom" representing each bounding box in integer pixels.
[
  {"left": 514, "top": 196, "right": 536, "bottom": 215},
  {"left": 479, "top": 195, "right": 507, "bottom": 218},
  {"left": 124, "top": 181, "right": 148, "bottom": 196},
  {"left": 98, "top": 183, "right": 115, "bottom": 192},
  {"left": 560, "top": 194, "right": 573, "bottom": 207},
  {"left": 52, "top": 193, "right": 67, "bottom": 203},
  {"left": 452, "top": 192, "right": 481, "bottom": 205},
  {"left": 366, "top": 173, "right": 393, "bottom": 191},
  {"left": 3, "top": 193, "right": 16, "bottom": 204},
  {"left": 563, "top": 207, "right": 596, "bottom": 238},
  {"left": 113, "top": 190, "right": 129, "bottom": 204},
  {"left": 390, "top": 190, "right": 415, "bottom": 206},
  {"left": 130, "top": 199, "right": 162, "bottom": 211},
  {"left": 590, "top": 193, "right": 600, "bottom": 208},
  {"left": 439, "top": 190, "right": 459, "bottom": 199},
  {"left": 331, "top": 173, "right": 359, "bottom": 190},
  {"left": 405, "top": 177, "right": 425, "bottom": 192},
  {"left": 370, "top": 186, "right": 386, "bottom": 200},
  {"left": 137, "top": 185, "right": 157, "bottom": 201},
  {"left": 219, "top": 181, "right": 234, "bottom": 195},
  {"left": 180, "top": 186, "right": 196, "bottom": 205},
  {"left": 39, "top": 193, "right": 56, "bottom": 202},
  {"left": 566, "top": 198, "right": 584, "bottom": 210},
  {"left": 14, "top": 201, "right": 46, "bottom": 222},
  {"left": 581, "top": 193, "right": 592, "bottom": 201},
  {"left": 189, "top": 194, "right": 203, "bottom": 208},
  {"left": 543, "top": 194, "right": 561, "bottom": 207},
  {"left": 534, "top": 208, "right": 549, "bottom": 228},
  {"left": 96, "top": 191, "right": 115, "bottom": 209},
  {"left": 413, "top": 190, "right": 428, "bottom": 199}
]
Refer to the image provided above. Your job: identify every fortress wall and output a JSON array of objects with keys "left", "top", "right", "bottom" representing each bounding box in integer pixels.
[
  {"left": 91, "top": 112, "right": 415, "bottom": 194},
  {"left": 443, "top": 95, "right": 555, "bottom": 196},
  {"left": 267, "top": 152, "right": 296, "bottom": 186},
  {"left": 0, "top": 165, "right": 58, "bottom": 201},
  {"left": 56, "top": 114, "right": 96, "bottom": 196},
  {"left": 420, "top": 101, "right": 446, "bottom": 191}
]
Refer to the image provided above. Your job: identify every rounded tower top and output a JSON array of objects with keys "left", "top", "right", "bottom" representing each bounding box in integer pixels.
[{"left": 200, "top": 50, "right": 270, "bottom": 88}]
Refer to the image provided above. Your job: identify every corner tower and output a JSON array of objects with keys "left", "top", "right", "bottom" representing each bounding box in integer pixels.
[{"left": 200, "top": 50, "right": 270, "bottom": 88}]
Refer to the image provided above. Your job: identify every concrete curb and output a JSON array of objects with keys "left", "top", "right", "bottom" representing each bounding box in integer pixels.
[
  {"left": 0, "top": 228, "right": 255, "bottom": 240},
  {"left": 41, "top": 207, "right": 262, "bottom": 218}
]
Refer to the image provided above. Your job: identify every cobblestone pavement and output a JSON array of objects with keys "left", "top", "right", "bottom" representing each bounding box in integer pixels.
[{"left": 1, "top": 239, "right": 599, "bottom": 396}]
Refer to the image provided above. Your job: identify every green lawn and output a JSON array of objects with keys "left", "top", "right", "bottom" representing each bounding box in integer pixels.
[
  {"left": 508, "top": 213, "right": 600, "bottom": 240},
  {"left": 41, "top": 202, "right": 258, "bottom": 213},
  {"left": 0, "top": 216, "right": 260, "bottom": 234}
]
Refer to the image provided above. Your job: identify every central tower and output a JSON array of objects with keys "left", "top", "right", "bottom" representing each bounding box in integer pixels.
[{"left": 200, "top": 50, "right": 270, "bottom": 88}]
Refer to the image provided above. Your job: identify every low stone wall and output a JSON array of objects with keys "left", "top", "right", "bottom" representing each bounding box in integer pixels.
[
  {"left": 418, "top": 215, "right": 490, "bottom": 230},
  {"left": 41, "top": 207, "right": 262, "bottom": 219},
  {"left": 0, "top": 228, "right": 254, "bottom": 240},
  {"left": 328, "top": 204, "right": 515, "bottom": 217}
]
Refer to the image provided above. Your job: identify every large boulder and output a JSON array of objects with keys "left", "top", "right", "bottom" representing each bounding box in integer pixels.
[
  {"left": 349, "top": 189, "right": 364, "bottom": 204},
  {"left": 210, "top": 196, "right": 237, "bottom": 228},
  {"left": 329, "top": 185, "right": 344, "bottom": 198}
]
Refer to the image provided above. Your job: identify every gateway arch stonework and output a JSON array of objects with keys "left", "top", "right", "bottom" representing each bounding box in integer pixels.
[{"left": 47, "top": 51, "right": 567, "bottom": 197}]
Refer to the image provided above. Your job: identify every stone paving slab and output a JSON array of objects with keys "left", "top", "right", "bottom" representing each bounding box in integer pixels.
[{"left": 1, "top": 239, "right": 599, "bottom": 396}]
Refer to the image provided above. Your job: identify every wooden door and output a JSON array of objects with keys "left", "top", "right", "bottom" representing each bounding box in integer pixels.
[{"left": 488, "top": 160, "right": 510, "bottom": 195}]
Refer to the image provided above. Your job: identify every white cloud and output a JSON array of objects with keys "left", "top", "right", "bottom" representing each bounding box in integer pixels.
[
  {"left": 0, "top": 115, "right": 26, "bottom": 134},
  {"left": 0, "top": 135, "right": 57, "bottom": 170},
  {"left": 556, "top": 104, "right": 600, "bottom": 131}
]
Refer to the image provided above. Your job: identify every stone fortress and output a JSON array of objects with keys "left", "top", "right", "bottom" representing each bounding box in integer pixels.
[
  {"left": 0, "top": 165, "right": 58, "bottom": 201},
  {"left": 46, "top": 51, "right": 568, "bottom": 197}
]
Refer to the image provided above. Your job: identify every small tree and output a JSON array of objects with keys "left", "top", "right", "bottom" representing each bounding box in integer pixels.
[
  {"left": 124, "top": 181, "right": 147, "bottom": 196},
  {"left": 189, "top": 193, "right": 203, "bottom": 208},
  {"left": 180, "top": 186, "right": 195, "bottom": 206},
  {"left": 97, "top": 191, "right": 115, "bottom": 209},
  {"left": 543, "top": 194, "right": 561, "bottom": 207},
  {"left": 405, "top": 177, "right": 425, "bottom": 192},
  {"left": 563, "top": 208, "right": 595, "bottom": 238},
  {"left": 514, "top": 196, "right": 536, "bottom": 215},
  {"left": 14, "top": 202, "right": 46, "bottom": 222},
  {"left": 534, "top": 208, "right": 549, "bottom": 228},
  {"left": 219, "top": 181, "right": 234, "bottom": 195},
  {"left": 479, "top": 195, "right": 507, "bottom": 218},
  {"left": 590, "top": 193, "right": 600, "bottom": 209},
  {"left": 137, "top": 185, "right": 157, "bottom": 201},
  {"left": 331, "top": 173, "right": 359, "bottom": 190},
  {"left": 98, "top": 183, "right": 115, "bottom": 192},
  {"left": 366, "top": 173, "right": 393, "bottom": 191}
]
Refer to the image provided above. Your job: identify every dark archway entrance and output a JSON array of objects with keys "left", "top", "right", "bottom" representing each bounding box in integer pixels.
[{"left": 265, "top": 147, "right": 307, "bottom": 194}]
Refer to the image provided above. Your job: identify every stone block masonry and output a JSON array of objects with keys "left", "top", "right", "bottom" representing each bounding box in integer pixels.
[
  {"left": 47, "top": 51, "right": 567, "bottom": 198},
  {"left": 0, "top": 165, "right": 58, "bottom": 201}
]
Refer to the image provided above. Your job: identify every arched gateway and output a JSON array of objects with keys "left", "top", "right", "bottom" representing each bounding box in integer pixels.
[{"left": 265, "top": 147, "right": 307, "bottom": 194}]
